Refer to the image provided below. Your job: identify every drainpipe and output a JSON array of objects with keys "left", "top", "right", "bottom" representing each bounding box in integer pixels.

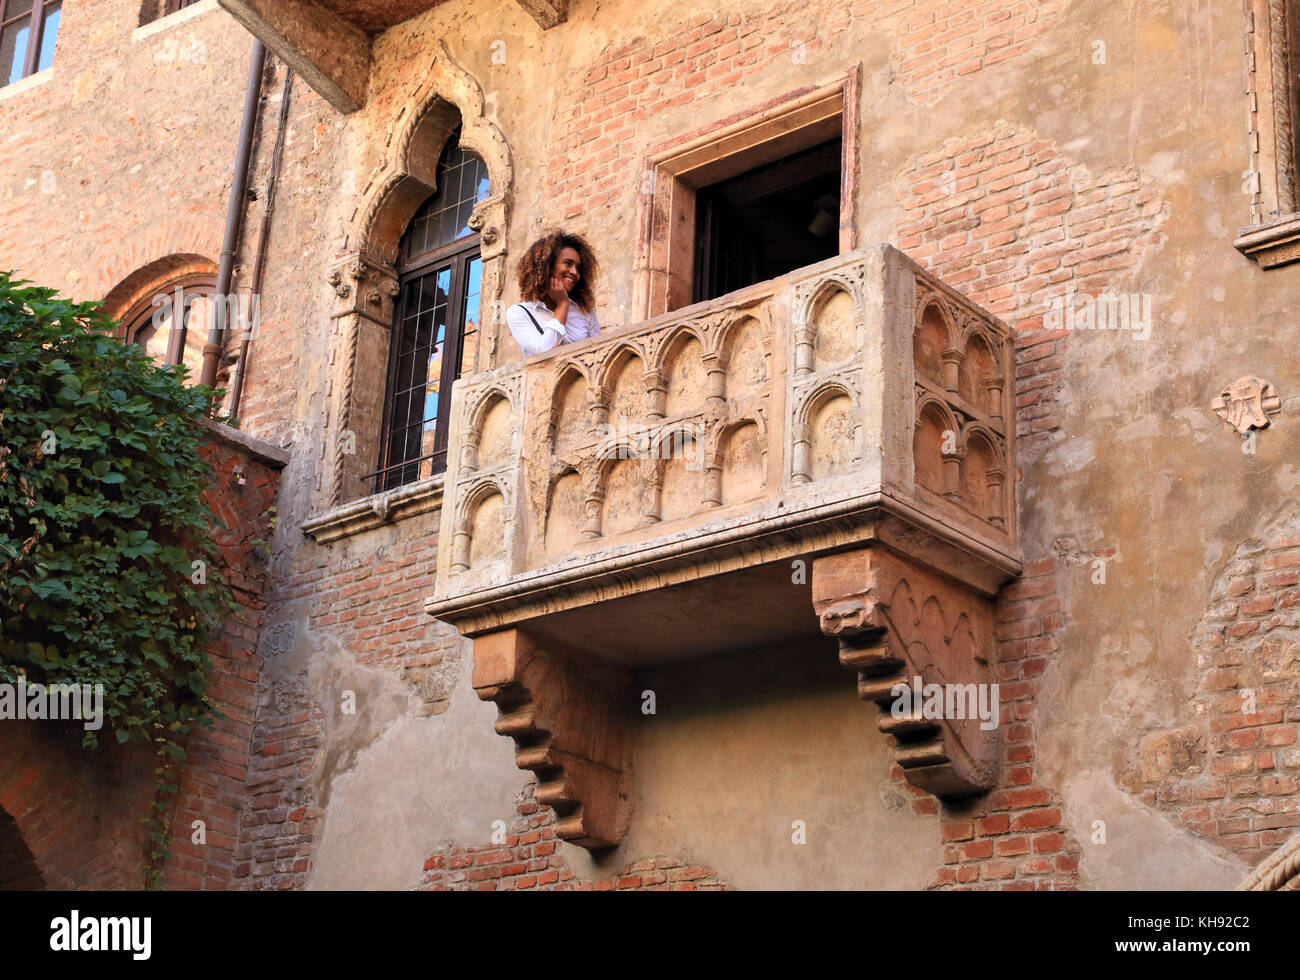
[
  {"left": 200, "top": 38, "right": 267, "bottom": 391},
  {"left": 229, "top": 64, "right": 293, "bottom": 420}
]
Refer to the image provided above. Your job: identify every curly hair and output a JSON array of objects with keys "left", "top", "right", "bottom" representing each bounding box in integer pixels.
[{"left": 515, "top": 230, "right": 599, "bottom": 312}]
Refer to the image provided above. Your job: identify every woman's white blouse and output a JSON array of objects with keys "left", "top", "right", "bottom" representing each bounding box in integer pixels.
[{"left": 506, "top": 299, "right": 600, "bottom": 356}]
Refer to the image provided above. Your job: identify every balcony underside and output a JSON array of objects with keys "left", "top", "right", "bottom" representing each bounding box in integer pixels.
[{"left": 218, "top": 0, "right": 568, "bottom": 112}]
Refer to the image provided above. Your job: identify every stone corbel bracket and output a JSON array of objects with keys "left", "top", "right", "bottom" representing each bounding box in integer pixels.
[
  {"left": 471, "top": 628, "right": 632, "bottom": 849},
  {"left": 812, "top": 547, "right": 1000, "bottom": 798}
]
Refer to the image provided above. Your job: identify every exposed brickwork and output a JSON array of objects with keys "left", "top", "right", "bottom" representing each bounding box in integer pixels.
[
  {"left": 0, "top": 0, "right": 249, "bottom": 305},
  {"left": 224, "top": 79, "right": 338, "bottom": 444},
  {"left": 418, "top": 785, "right": 728, "bottom": 891},
  {"left": 234, "top": 672, "right": 324, "bottom": 890},
  {"left": 1126, "top": 507, "right": 1300, "bottom": 867},
  {"left": 0, "top": 725, "right": 157, "bottom": 890},
  {"left": 898, "top": 121, "right": 1168, "bottom": 451},
  {"left": 233, "top": 512, "right": 463, "bottom": 890},
  {"left": 542, "top": 0, "right": 1068, "bottom": 237},
  {"left": 5, "top": 0, "right": 1295, "bottom": 893},
  {"left": 885, "top": 0, "right": 1070, "bottom": 107},
  {"left": 922, "top": 557, "right": 1083, "bottom": 890},
  {"left": 0, "top": 432, "right": 281, "bottom": 891},
  {"left": 278, "top": 525, "right": 456, "bottom": 709},
  {"left": 158, "top": 437, "right": 281, "bottom": 890}
]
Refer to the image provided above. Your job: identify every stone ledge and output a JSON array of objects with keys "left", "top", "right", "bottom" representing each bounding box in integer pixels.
[
  {"left": 132, "top": 0, "right": 221, "bottom": 43},
  {"left": 200, "top": 418, "right": 290, "bottom": 468},
  {"left": 1234, "top": 214, "right": 1300, "bottom": 268},
  {"left": 428, "top": 486, "right": 1021, "bottom": 642},
  {"left": 301, "top": 476, "right": 443, "bottom": 544},
  {"left": 0, "top": 68, "right": 54, "bottom": 103}
]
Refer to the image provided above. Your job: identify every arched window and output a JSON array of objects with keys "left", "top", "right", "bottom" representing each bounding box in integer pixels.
[
  {"left": 120, "top": 274, "right": 217, "bottom": 381},
  {"left": 371, "top": 126, "right": 489, "bottom": 491}
]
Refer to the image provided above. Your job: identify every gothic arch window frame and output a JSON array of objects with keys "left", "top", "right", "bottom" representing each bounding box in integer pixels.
[
  {"left": 368, "top": 129, "right": 490, "bottom": 492},
  {"left": 312, "top": 39, "right": 514, "bottom": 517},
  {"left": 1238, "top": 0, "right": 1300, "bottom": 266}
]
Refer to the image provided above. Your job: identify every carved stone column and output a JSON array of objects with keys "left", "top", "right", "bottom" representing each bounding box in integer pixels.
[
  {"left": 644, "top": 368, "right": 667, "bottom": 421},
  {"left": 942, "top": 445, "right": 963, "bottom": 502},
  {"left": 701, "top": 450, "right": 723, "bottom": 508},
  {"left": 580, "top": 490, "right": 604, "bottom": 540},
  {"left": 793, "top": 323, "right": 815, "bottom": 377},
  {"left": 790, "top": 420, "right": 812, "bottom": 485},
  {"left": 811, "top": 547, "right": 1000, "bottom": 798},
  {"left": 472, "top": 628, "right": 632, "bottom": 848},
  {"left": 588, "top": 385, "right": 610, "bottom": 429},
  {"left": 644, "top": 462, "right": 664, "bottom": 525},
  {"left": 326, "top": 251, "right": 400, "bottom": 505},
  {"left": 702, "top": 352, "right": 727, "bottom": 411},
  {"left": 940, "top": 347, "right": 962, "bottom": 393}
]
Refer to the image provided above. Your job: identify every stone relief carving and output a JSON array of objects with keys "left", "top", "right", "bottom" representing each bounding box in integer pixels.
[
  {"left": 1211, "top": 376, "right": 1282, "bottom": 433},
  {"left": 430, "top": 247, "right": 1020, "bottom": 837},
  {"left": 910, "top": 275, "right": 1012, "bottom": 528},
  {"left": 324, "top": 38, "right": 515, "bottom": 509}
]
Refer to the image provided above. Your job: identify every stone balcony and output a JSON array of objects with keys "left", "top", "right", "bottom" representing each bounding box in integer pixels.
[{"left": 426, "top": 244, "right": 1022, "bottom": 848}]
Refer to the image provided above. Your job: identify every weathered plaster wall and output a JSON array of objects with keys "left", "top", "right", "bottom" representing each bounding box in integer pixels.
[{"left": 0, "top": 0, "right": 251, "bottom": 307}]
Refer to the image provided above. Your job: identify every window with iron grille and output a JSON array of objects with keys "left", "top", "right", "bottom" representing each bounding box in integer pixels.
[
  {"left": 371, "top": 128, "right": 489, "bottom": 492},
  {"left": 164, "top": 0, "right": 201, "bottom": 13},
  {"left": 0, "top": 0, "right": 60, "bottom": 86}
]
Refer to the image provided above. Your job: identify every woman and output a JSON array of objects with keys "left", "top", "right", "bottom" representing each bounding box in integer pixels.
[{"left": 506, "top": 230, "right": 600, "bottom": 356}]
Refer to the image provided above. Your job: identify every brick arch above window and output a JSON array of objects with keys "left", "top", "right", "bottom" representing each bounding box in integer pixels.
[{"left": 101, "top": 252, "right": 218, "bottom": 325}]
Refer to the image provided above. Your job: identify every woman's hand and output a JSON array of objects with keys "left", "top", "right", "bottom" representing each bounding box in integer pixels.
[{"left": 545, "top": 276, "right": 571, "bottom": 314}]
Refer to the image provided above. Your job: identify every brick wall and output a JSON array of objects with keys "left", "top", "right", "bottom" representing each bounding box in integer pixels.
[
  {"left": 0, "top": 427, "right": 282, "bottom": 891},
  {"left": 541, "top": 1, "right": 1071, "bottom": 233},
  {"left": 898, "top": 121, "right": 1167, "bottom": 452},
  {"left": 234, "top": 511, "right": 461, "bottom": 890},
  {"left": 913, "top": 557, "right": 1084, "bottom": 890},
  {"left": 158, "top": 432, "right": 282, "bottom": 889},
  {"left": 418, "top": 784, "right": 728, "bottom": 891},
  {"left": 0, "top": 0, "right": 250, "bottom": 306},
  {"left": 0, "top": 724, "right": 156, "bottom": 890},
  {"left": 1128, "top": 507, "right": 1300, "bottom": 868}
]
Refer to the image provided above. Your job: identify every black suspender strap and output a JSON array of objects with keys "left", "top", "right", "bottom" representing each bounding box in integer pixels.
[{"left": 518, "top": 304, "right": 545, "bottom": 335}]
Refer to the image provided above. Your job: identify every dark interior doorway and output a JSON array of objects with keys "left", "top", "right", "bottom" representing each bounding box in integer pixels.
[{"left": 693, "top": 137, "right": 842, "bottom": 304}]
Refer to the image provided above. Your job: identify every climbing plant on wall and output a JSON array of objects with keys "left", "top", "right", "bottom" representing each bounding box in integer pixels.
[{"left": 0, "top": 271, "right": 233, "bottom": 886}]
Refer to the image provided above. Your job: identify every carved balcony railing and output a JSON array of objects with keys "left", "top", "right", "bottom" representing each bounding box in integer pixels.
[{"left": 427, "top": 244, "right": 1021, "bottom": 847}]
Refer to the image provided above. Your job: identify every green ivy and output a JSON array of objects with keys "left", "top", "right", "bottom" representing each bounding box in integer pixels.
[{"left": 0, "top": 271, "right": 235, "bottom": 887}]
